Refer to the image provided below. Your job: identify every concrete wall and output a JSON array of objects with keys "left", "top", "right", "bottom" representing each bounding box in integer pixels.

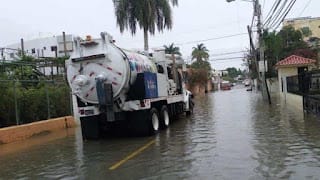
[
  {"left": 278, "top": 67, "right": 297, "bottom": 96},
  {"left": 0, "top": 116, "right": 76, "bottom": 144},
  {"left": 267, "top": 78, "right": 279, "bottom": 93},
  {"left": 285, "top": 93, "right": 304, "bottom": 111},
  {"left": 277, "top": 67, "right": 304, "bottom": 111}
]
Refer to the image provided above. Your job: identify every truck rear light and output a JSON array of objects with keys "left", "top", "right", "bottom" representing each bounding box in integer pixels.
[
  {"left": 79, "top": 109, "right": 85, "bottom": 115},
  {"left": 140, "top": 100, "right": 145, "bottom": 107}
]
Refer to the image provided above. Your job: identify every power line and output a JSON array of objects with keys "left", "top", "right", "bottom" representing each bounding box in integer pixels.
[
  {"left": 176, "top": 33, "right": 248, "bottom": 45},
  {"left": 299, "top": 0, "right": 312, "bottom": 17},
  {"left": 268, "top": 0, "right": 293, "bottom": 29},
  {"left": 263, "top": 0, "right": 281, "bottom": 27},
  {"left": 210, "top": 50, "right": 247, "bottom": 57},
  {"left": 272, "top": 0, "right": 297, "bottom": 30},
  {"left": 209, "top": 56, "right": 244, "bottom": 61},
  {"left": 263, "top": 0, "right": 283, "bottom": 28},
  {"left": 266, "top": 0, "right": 289, "bottom": 29}
]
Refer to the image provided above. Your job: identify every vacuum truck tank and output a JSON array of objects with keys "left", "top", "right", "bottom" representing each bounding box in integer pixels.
[{"left": 66, "top": 32, "right": 193, "bottom": 139}]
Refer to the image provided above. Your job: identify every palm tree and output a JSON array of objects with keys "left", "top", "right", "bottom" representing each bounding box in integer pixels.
[
  {"left": 164, "top": 43, "right": 181, "bottom": 56},
  {"left": 191, "top": 43, "right": 209, "bottom": 62},
  {"left": 164, "top": 43, "right": 181, "bottom": 83},
  {"left": 113, "top": 0, "right": 178, "bottom": 51}
]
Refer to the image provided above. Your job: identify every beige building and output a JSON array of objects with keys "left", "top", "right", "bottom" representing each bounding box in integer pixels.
[{"left": 283, "top": 17, "right": 320, "bottom": 39}]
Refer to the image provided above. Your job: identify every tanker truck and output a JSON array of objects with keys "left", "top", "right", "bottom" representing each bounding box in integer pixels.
[{"left": 66, "top": 32, "right": 193, "bottom": 139}]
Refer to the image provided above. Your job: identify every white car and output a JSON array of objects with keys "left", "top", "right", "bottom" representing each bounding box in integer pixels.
[{"left": 243, "top": 79, "right": 251, "bottom": 86}]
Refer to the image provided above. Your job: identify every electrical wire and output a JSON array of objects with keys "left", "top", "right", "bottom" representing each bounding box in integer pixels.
[
  {"left": 208, "top": 56, "right": 244, "bottom": 61},
  {"left": 210, "top": 51, "right": 246, "bottom": 57},
  {"left": 263, "top": 0, "right": 281, "bottom": 27},
  {"left": 265, "top": 0, "right": 289, "bottom": 28},
  {"left": 298, "top": 0, "right": 312, "bottom": 17},
  {"left": 268, "top": 0, "right": 292, "bottom": 29},
  {"left": 263, "top": 0, "right": 283, "bottom": 28},
  {"left": 272, "top": 0, "right": 297, "bottom": 30},
  {"left": 175, "top": 33, "right": 248, "bottom": 45}
]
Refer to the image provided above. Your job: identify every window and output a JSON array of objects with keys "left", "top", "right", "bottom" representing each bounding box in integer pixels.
[
  {"left": 157, "top": 65, "right": 164, "bottom": 73},
  {"left": 51, "top": 46, "right": 57, "bottom": 51}
]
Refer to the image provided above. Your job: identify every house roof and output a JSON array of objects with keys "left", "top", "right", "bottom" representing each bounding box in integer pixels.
[{"left": 275, "top": 55, "right": 316, "bottom": 68}]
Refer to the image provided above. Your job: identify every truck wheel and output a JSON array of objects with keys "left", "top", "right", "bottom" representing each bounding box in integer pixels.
[
  {"left": 148, "top": 108, "right": 159, "bottom": 135},
  {"left": 160, "top": 106, "right": 170, "bottom": 129}
]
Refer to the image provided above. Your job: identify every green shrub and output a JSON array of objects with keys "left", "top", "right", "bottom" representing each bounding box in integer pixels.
[{"left": 0, "top": 82, "right": 71, "bottom": 127}]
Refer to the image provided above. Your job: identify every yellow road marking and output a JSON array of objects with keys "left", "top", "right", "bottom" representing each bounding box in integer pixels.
[{"left": 109, "top": 139, "right": 156, "bottom": 170}]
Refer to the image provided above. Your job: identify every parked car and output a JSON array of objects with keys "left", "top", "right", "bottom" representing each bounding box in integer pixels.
[
  {"left": 243, "top": 79, "right": 251, "bottom": 87},
  {"left": 220, "top": 81, "right": 231, "bottom": 90}
]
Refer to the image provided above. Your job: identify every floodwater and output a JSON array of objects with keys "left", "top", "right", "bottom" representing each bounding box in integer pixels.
[{"left": 1, "top": 86, "right": 320, "bottom": 179}]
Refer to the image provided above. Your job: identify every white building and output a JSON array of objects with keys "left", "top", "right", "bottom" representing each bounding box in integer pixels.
[{"left": 1, "top": 34, "right": 74, "bottom": 61}]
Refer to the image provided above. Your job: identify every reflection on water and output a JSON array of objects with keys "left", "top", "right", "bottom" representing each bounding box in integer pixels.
[
  {"left": 252, "top": 94, "right": 320, "bottom": 179},
  {"left": 0, "top": 87, "right": 320, "bottom": 179}
]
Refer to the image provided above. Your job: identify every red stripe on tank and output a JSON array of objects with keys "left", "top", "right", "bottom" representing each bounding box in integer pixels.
[{"left": 71, "top": 75, "right": 77, "bottom": 83}]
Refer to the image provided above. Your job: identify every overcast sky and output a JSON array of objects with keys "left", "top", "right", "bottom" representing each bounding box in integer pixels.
[{"left": 0, "top": 0, "right": 319, "bottom": 70}]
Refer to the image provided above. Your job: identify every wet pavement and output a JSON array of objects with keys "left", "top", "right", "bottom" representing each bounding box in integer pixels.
[{"left": 1, "top": 86, "right": 320, "bottom": 179}]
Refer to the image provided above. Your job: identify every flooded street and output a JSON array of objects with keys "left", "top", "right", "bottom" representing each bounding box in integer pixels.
[{"left": 1, "top": 86, "right": 320, "bottom": 179}]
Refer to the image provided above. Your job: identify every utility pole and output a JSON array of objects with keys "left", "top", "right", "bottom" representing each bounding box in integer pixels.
[
  {"left": 247, "top": 25, "right": 259, "bottom": 81},
  {"left": 63, "top": 31, "right": 67, "bottom": 57},
  {"left": 227, "top": 0, "right": 270, "bottom": 103},
  {"left": 20, "top": 38, "right": 25, "bottom": 57},
  {"left": 255, "top": 0, "right": 271, "bottom": 104}
]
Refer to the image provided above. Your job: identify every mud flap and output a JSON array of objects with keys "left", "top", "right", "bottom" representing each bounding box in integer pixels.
[
  {"left": 96, "top": 79, "right": 115, "bottom": 122},
  {"left": 80, "top": 116, "right": 100, "bottom": 139},
  {"left": 104, "top": 83, "right": 115, "bottom": 122}
]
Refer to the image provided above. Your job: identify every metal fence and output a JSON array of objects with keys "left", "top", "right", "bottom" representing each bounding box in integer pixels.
[
  {"left": 304, "top": 95, "right": 320, "bottom": 116},
  {"left": 287, "top": 75, "right": 301, "bottom": 95},
  {"left": 0, "top": 80, "right": 72, "bottom": 128},
  {"left": 287, "top": 70, "right": 320, "bottom": 116}
]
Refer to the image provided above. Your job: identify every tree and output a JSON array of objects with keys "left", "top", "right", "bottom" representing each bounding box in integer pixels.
[
  {"left": 300, "top": 27, "right": 312, "bottom": 38},
  {"left": 243, "top": 51, "right": 258, "bottom": 79},
  {"left": 262, "top": 26, "right": 311, "bottom": 77},
  {"left": 188, "top": 44, "right": 212, "bottom": 90},
  {"left": 164, "top": 43, "right": 181, "bottom": 56},
  {"left": 113, "top": 0, "right": 178, "bottom": 51},
  {"left": 164, "top": 43, "right": 181, "bottom": 84},
  {"left": 225, "top": 67, "right": 243, "bottom": 78},
  {"left": 191, "top": 43, "right": 209, "bottom": 62},
  {"left": 278, "top": 26, "right": 308, "bottom": 56},
  {"left": 190, "top": 60, "right": 211, "bottom": 72}
]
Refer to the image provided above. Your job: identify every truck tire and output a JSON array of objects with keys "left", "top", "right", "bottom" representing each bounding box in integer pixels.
[
  {"left": 159, "top": 105, "right": 170, "bottom": 129},
  {"left": 148, "top": 108, "right": 160, "bottom": 135}
]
